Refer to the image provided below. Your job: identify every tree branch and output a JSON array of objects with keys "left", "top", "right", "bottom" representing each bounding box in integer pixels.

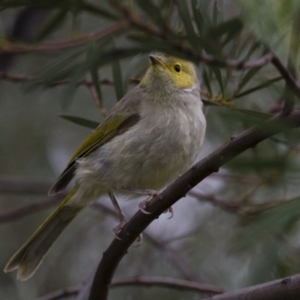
[
  {"left": 0, "top": 195, "right": 64, "bottom": 224},
  {"left": 37, "top": 276, "right": 224, "bottom": 300},
  {"left": 271, "top": 54, "right": 300, "bottom": 101},
  {"left": 88, "top": 110, "right": 300, "bottom": 300},
  {"left": 201, "top": 274, "right": 300, "bottom": 300},
  {"left": 280, "top": 12, "right": 300, "bottom": 115},
  {"left": 116, "top": 2, "right": 275, "bottom": 70},
  {"left": 0, "top": 71, "right": 139, "bottom": 87},
  {"left": 0, "top": 20, "right": 129, "bottom": 54},
  {"left": 0, "top": 179, "right": 203, "bottom": 281}
]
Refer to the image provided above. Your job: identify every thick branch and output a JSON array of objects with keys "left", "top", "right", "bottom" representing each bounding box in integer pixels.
[
  {"left": 88, "top": 110, "right": 300, "bottom": 300},
  {"left": 272, "top": 55, "right": 300, "bottom": 101},
  {"left": 0, "top": 179, "right": 203, "bottom": 281},
  {"left": 201, "top": 274, "right": 300, "bottom": 300}
]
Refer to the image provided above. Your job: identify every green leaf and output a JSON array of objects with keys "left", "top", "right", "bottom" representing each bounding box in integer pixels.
[
  {"left": 59, "top": 114, "right": 99, "bottom": 128},
  {"left": 123, "top": 54, "right": 144, "bottom": 93},
  {"left": 29, "top": 49, "right": 84, "bottom": 88},
  {"left": 233, "top": 108, "right": 272, "bottom": 121},
  {"left": 244, "top": 41, "right": 262, "bottom": 60},
  {"left": 61, "top": 64, "right": 85, "bottom": 109},
  {"left": 236, "top": 67, "right": 262, "bottom": 94},
  {"left": 82, "top": 1, "right": 119, "bottom": 20},
  {"left": 238, "top": 197, "right": 300, "bottom": 248},
  {"left": 212, "top": 67, "right": 224, "bottom": 97},
  {"left": 176, "top": 0, "right": 199, "bottom": 50},
  {"left": 235, "top": 76, "right": 282, "bottom": 99},
  {"left": 35, "top": 10, "right": 67, "bottom": 42},
  {"left": 112, "top": 59, "right": 124, "bottom": 101},
  {"left": 209, "top": 18, "right": 243, "bottom": 38},
  {"left": 84, "top": 47, "right": 148, "bottom": 70},
  {"left": 191, "top": 0, "right": 205, "bottom": 33},
  {"left": 87, "top": 45, "right": 103, "bottom": 108},
  {"left": 135, "top": 0, "right": 165, "bottom": 28},
  {"left": 212, "top": 0, "right": 219, "bottom": 25},
  {"left": 202, "top": 67, "right": 212, "bottom": 97}
]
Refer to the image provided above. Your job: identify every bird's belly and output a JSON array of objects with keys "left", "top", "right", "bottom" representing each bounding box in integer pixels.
[{"left": 75, "top": 108, "right": 205, "bottom": 196}]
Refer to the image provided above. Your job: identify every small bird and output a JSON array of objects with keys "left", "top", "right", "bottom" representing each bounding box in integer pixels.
[{"left": 4, "top": 52, "right": 206, "bottom": 281}]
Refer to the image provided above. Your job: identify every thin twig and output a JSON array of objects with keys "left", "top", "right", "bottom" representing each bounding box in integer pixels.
[
  {"left": 190, "top": 191, "right": 298, "bottom": 217},
  {"left": 36, "top": 276, "right": 224, "bottom": 300},
  {"left": 270, "top": 137, "right": 300, "bottom": 151},
  {"left": 0, "top": 196, "right": 64, "bottom": 224},
  {"left": 0, "top": 20, "right": 129, "bottom": 54},
  {"left": 0, "top": 71, "right": 139, "bottom": 87}
]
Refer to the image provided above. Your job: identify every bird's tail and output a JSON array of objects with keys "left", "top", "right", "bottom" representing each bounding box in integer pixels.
[{"left": 4, "top": 186, "right": 83, "bottom": 281}]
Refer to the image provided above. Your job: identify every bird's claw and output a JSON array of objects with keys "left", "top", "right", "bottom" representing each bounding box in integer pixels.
[
  {"left": 139, "top": 199, "right": 152, "bottom": 214},
  {"left": 163, "top": 206, "right": 174, "bottom": 219},
  {"left": 113, "top": 219, "right": 128, "bottom": 240},
  {"left": 133, "top": 234, "right": 143, "bottom": 247}
]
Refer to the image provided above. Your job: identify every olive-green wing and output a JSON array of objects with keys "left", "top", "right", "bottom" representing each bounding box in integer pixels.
[{"left": 48, "top": 86, "right": 144, "bottom": 196}]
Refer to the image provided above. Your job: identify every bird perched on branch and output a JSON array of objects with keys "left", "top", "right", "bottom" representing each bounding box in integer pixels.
[{"left": 4, "top": 52, "right": 206, "bottom": 281}]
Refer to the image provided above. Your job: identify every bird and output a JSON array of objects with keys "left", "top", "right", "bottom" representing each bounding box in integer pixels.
[{"left": 4, "top": 52, "right": 206, "bottom": 281}]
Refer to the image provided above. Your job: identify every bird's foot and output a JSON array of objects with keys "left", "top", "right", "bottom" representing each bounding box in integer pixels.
[
  {"left": 113, "top": 220, "right": 143, "bottom": 245},
  {"left": 113, "top": 219, "right": 128, "bottom": 240},
  {"left": 163, "top": 206, "right": 174, "bottom": 219},
  {"left": 122, "top": 187, "right": 158, "bottom": 215}
]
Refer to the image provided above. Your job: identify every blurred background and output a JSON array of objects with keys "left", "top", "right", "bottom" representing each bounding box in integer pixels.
[{"left": 1, "top": 0, "right": 300, "bottom": 299}]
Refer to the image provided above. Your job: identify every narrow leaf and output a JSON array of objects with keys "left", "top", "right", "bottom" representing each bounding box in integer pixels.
[
  {"left": 236, "top": 67, "right": 262, "bottom": 93},
  {"left": 209, "top": 18, "right": 243, "bottom": 37},
  {"left": 29, "top": 49, "right": 84, "bottom": 88},
  {"left": 112, "top": 60, "right": 124, "bottom": 100},
  {"left": 135, "top": 0, "right": 165, "bottom": 28},
  {"left": 59, "top": 114, "right": 99, "bottom": 128},
  {"left": 235, "top": 76, "right": 282, "bottom": 99},
  {"left": 62, "top": 64, "right": 85, "bottom": 109},
  {"left": 233, "top": 108, "right": 272, "bottom": 121},
  {"left": 212, "top": 67, "right": 224, "bottom": 97},
  {"left": 191, "top": 0, "right": 205, "bottom": 33},
  {"left": 35, "top": 10, "right": 67, "bottom": 42},
  {"left": 123, "top": 54, "right": 144, "bottom": 93},
  {"left": 82, "top": 2, "right": 119, "bottom": 20},
  {"left": 176, "top": 0, "right": 198, "bottom": 50},
  {"left": 202, "top": 67, "right": 212, "bottom": 97},
  {"left": 88, "top": 45, "right": 103, "bottom": 109}
]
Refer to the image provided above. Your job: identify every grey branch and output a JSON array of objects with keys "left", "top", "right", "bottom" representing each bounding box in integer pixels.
[
  {"left": 201, "top": 274, "right": 300, "bottom": 300},
  {"left": 88, "top": 110, "right": 300, "bottom": 300},
  {"left": 37, "top": 276, "right": 224, "bottom": 300}
]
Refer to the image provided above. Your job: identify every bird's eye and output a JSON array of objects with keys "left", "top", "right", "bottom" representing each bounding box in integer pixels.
[{"left": 174, "top": 64, "right": 181, "bottom": 73}]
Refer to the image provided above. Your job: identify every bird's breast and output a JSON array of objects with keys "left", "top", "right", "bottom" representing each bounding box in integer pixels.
[{"left": 76, "top": 96, "right": 206, "bottom": 194}]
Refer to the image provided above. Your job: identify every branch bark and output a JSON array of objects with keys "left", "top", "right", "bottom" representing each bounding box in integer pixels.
[
  {"left": 88, "top": 110, "right": 300, "bottom": 300},
  {"left": 0, "top": 179, "right": 204, "bottom": 282},
  {"left": 37, "top": 276, "right": 224, "bottom": 300},
  {"left": 201, "top": 274, "right": 300, "bottom": 300}
]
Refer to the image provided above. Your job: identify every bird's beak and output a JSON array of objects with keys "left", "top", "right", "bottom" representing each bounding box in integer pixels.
[{"left": 149, "top": 54, "right": 165, "bottom": 68}]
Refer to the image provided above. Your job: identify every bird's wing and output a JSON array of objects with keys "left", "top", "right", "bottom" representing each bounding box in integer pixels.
[{"left": 48, "top": 86, "right": 144, "bottom": 195}]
